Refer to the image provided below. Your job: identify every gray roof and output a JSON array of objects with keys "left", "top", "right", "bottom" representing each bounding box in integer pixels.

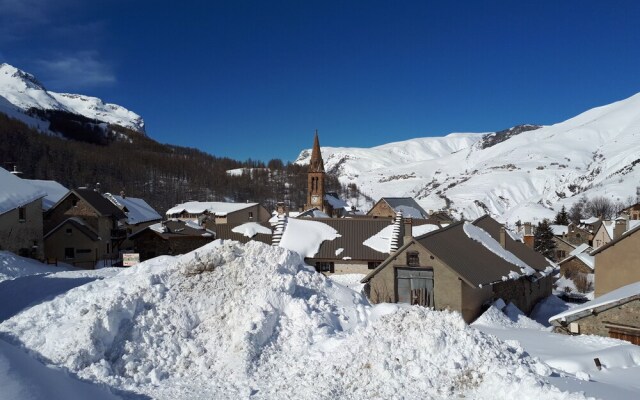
[
  {"left": 472, "top": 215, "right": 550, "bottom": 272},
  {"left": 380, "top": 197, "right": 429, "bottom": 219},
  {"left": 363, "top": 215, "right": 552, "bottom": 287},
  {"left": 305, "top": 218, "right": 393, "bottom": 261},
  {"left": 130, "top": 220, "right": 214, "bottom": 240},
  {"left": 72, "top": 189, "right": 127, "bottom": 219}
]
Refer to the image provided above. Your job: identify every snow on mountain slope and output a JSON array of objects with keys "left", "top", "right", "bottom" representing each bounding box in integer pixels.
[
  {"left": 0, "top": 241, "right": 586, "bottom": 399},
  {"left": 0, "top": 63, "right": 144, "bottom": 133},
  {"left": 297, "top": 93, "right": 640, "bottom": 223}
]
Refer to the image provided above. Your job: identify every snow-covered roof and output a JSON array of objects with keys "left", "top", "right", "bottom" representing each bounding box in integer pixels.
[
  {"left": 0, "top": 167, "right": 46, "bottom": 215},
  {"left": 363, "top": 223, "right": 440, "bottom": 254},
  {"left": 105, "top": 194, "right": 162, "bottom": 225},
  {"left": 232, "top": 222, "right": 272, "bottom": 238},
  {"left": 378, "top": 198, "right": 428, "bottom": 219},
  {"left": 166, "top": 201, "right": 258, "bottom": 216},
  {"left": 550, "top": 224, "right": 568, "bottom": 236},
  {"left": 580, "top": 217, "right": 600, "bottom": 225},
  {"left": 278, "top": 218, "right": 341, "bottom": 258},
  {"left": 569, "top": 243, "right": 592, "bottom": 257},
  {"left": 324, "top": 194, "right": 349, "bottom": 210},
  {"left": 24, "top": 179, "right": 69, "bottom": 211},
  {"left": 549, "top": 281, "right": 640, "bottom": 324},
  {"left": 463, "top": 222, "right": 536, "bottom": 280}
]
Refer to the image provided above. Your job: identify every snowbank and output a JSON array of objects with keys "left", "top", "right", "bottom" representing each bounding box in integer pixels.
[
  {"left": 1, "top": 241, "right": 588, "bottom": 399},
  {"left": 278, "top": 218, "right": 340, "bottom": 257},
  {"left": 0, "top": 251, "right": 71, "bottom": 283}
]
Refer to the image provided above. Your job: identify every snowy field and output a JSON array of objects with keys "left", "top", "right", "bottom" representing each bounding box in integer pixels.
[{"left": 0, "top": 242, "right": 638, "bottom": 399}]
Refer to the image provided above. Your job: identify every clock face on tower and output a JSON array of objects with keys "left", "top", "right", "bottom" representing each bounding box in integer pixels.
[{"left": 311, "top": 195, "right": 320, "bottom": 205}]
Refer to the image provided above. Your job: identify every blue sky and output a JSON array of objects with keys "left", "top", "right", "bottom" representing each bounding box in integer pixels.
[{"left": 2, "top": 1, "right": 640, "bottom": 162}]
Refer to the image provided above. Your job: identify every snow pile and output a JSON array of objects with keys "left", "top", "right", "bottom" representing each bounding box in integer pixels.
[
  {"left": 0, "top": 251, "right": 71, "bottom": 283},
  {"left": 0, "top": 339, "right": 121, "bottom": 400},
  {"left": 231, "top": 222, "right": 272, "bottom": 238},
  {"left": 363, "top": 223, "right": 440, "bottom": 253},
  {"left": 0, "top": 241, "right": 589, "bottom": 399},
  {"left": 278, "top": 217, "right": 340, "bottom": 257},
  {"left": 463, "top": 222, "right": 536, "bottom": 279},
  {"left": 328, "top": 273, "right": 366, "bottom": 293}
]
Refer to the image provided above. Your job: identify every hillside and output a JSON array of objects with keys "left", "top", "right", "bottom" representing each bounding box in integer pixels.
[{"left": 296, "top": 93, "right": 640, "bottom": 223}]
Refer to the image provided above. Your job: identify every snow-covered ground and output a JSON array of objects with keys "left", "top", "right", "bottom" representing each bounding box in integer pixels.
[{"left": 0, "top": 242, "right": 638, "bottom": 399}]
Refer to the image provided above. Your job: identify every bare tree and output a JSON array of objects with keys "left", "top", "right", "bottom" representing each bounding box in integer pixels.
[{"left": 585, "top": 196, "right": 615, "bottom": 219}]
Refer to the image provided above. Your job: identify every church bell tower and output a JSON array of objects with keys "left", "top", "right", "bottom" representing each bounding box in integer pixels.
[{"left": 306, "top": 130, "right": 325, "bottom": 210}]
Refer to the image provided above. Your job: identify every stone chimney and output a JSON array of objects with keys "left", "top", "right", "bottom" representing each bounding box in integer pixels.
[
  {"left": 390, "top": 212, "right": 403, "bottom": 253},
  {"left": 403, "top": 218, "right": 413, "bottom": 246},
  {"left": 499, "top": 226, "right": 506, "bottom": 248},
  {"left": 613, "top": 213, "right": 629, "bottom": 240}
]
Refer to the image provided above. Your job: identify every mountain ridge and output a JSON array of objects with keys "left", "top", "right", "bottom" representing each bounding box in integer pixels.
[
  {"left": 296, "top": 93, "right": 640, "bottom": 223},
  {"left": 0, "top": 63, "right": 145, "bottom": 134}
]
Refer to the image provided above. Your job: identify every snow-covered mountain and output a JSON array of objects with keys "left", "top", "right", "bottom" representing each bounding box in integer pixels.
[
  {"left": 296, "top": 93, "right": 640, "bottom": 224},
  {"left": 0, "top": 63, "right": 145, "bottom": 133}
]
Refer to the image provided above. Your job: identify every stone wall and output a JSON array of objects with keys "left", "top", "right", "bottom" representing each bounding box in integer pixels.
[
  {"left": 368, "top": 200, "right": 396, "bottom": 218},
  {"left": 554, "top": 299, "right": 640, "bottom": 338},
  {"left": 0, "top": 199, "right": 44, "bottom": 259},
  {"left": 559, "top": 257, "right": 592, "bottom": 277},
  {"left": 493, "top": 274, "right": 553, "bottom": 315}
]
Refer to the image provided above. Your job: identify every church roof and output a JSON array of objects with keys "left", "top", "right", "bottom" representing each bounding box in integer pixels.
[{"left": 309, "top": 130, "right": 325, "bottom": 173}]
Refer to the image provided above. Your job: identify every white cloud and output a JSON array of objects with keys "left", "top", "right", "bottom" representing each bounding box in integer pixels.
[{"left": 36, "top": 52, "right": 116, "bottom": 89}]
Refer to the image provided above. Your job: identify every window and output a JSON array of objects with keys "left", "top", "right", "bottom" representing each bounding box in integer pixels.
[
  {"left": 556, "top": 250, "right": 566, "bottom": 260},
  {"left": 248, "top": 211, "right": 254, "bottom": 220},
  {"left": 406, "top": 252, "right": 420, "bottom": 267},
  {"left": 66, "top": 228, "right": 72, "bottom": 235},
  {"left": 18, "top": 207, "right": 26, "bottom": 222},
  {"left": 65, "top": 248, "right": 75, "bottom": 259},
  {"left": 72, "top": 198, "right": 78, "bottom": 207},
  {"left": 397, "top": 268, "right": 434, "bottom": 306},
  {"left": 368, "top": 261, "right": 381, "bottom": 270},
  {"left": 315, "top": 261, "right": 334, "bottom": 273}
]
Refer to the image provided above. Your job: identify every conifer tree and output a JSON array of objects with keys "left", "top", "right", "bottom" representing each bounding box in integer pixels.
[
  {"left": 554, "top": 205, "right": 569, "bottom": 225},
  {"left": 534, "top": 219, "right": 557, "bottom": 260}
]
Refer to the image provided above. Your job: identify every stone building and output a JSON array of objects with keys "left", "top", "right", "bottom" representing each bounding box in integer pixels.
[
  {"left": 549, "top": 281, "right": 640, "bottom": 345},
  {"left": 166, "top": 201, "right": 270, "bottom": 226},
  {"left": 361, "top": 215, "right": 554, "bottom": 323},
  {"left": 622, "top": 202, "right": 640, "bottom": 220},
  {"left": 0, "top": 167, "right": 46, "bottom": 259}
]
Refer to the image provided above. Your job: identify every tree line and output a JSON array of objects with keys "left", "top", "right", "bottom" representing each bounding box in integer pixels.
[{"left": 0, "top": 113, "right": 369, "bottom": 214}]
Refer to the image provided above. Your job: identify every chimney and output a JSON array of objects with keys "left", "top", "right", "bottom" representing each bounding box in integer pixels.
[
  {"left": 524, "top": 222, "right": 532, "bottom": 235},
  {"left": 499, "top": 226, "right": 506, "bottom": 248},
  {"left": 403, "top": 218, "right": 413, "bottom": 245},
  {"left": 390, "top": 212, "right": 403, "bottom": 253},
  {"left": 120, "top": 190, "right": 126, "bottom": 199},
  {"left": 613, "top": 213, "right": 629, "bottom": 240},
  {"left": 95, "top": 182, "right": 101, "bottom": 193}
]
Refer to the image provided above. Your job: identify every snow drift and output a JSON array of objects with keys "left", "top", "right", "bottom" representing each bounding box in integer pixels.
[{"left": 1, "top": 241, "right": 586, "bottom": 399}]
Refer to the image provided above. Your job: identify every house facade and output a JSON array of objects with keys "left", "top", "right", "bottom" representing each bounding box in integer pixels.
[
  {"left": 0, "top": 167, "right": 46, "bottom": 259},
  {"left": 167, "top": 201, "right": 270, "bottom": 226},
  {"left": 362, "top": 216, "right": 553, "bottom": 323},
  {"left": 622, "top": 202, "right": 640, "bottom": 220},
  {"left": 592, "top": 223, "right": 640, "bottom": 297},
  {"left": 44, "top": 188, "right": 126, "bottom": 267}
]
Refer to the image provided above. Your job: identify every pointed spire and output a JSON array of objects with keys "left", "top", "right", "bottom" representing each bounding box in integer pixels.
[{"left": 309, "top": 129, "right": 325, "bottom": 173}]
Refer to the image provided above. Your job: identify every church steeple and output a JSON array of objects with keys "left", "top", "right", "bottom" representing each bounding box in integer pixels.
[
  {"left": 306, "top": 130, "right": 325, "bottom": 210},
  {"left": 309, "top": 129, "right": 325, "bottom": 173}
]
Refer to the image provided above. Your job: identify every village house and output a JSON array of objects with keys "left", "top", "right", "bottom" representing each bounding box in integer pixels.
[
  {"left": 103, "top": 192, "right": 162, "bottom": 250},
  {"left": 166, "top": 201, "right": 270, "bottom": 226},
  {"left": 558, "top": 243, "right": 594, "bottom": 278},
  {"left": 0, "top": 167, "right": 46, "bottom": 259},
  {"left": 361, "top": 215, "right": 554, "bottom": 323},
  {"left": 549, "top": 281, "right": 640, "bottom": 345},
  {"left": 44, "top": 188, "right": 127, "bottom": 268},
  {"left": 592, "top": 220, "right": 640, "bottom": 298},
  {"left": 130, "top": 220, "right": 216, "bottom": 261},
  {"left": 622, "top": 202, "right": 640, "bottom": 220}
]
